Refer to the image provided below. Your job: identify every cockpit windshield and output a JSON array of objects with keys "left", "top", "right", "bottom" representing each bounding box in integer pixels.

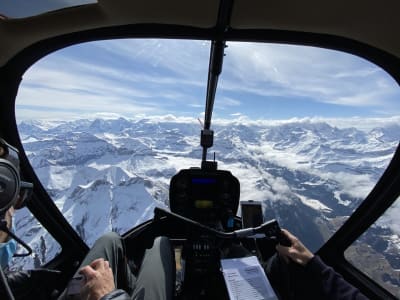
[{"left": 14, "top": 39, "right": 400, "bottom": 284}]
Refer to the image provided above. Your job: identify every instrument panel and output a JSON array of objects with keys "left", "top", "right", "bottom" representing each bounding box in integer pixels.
[{"left": 169, "top": 168, "right": 240, "bottom": 230}]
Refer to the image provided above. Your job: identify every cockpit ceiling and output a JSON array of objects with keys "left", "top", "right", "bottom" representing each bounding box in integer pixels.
[{"left": 1, "top": 0, "right": 400, "bottom": 67}]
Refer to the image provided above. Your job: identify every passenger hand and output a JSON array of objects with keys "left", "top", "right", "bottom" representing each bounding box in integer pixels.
[
  {"left": 275, "top": 229, "right": 314, "bottom": 266},
  {"left": 79, "top": 258, "right": 115, "bottom": 300}
]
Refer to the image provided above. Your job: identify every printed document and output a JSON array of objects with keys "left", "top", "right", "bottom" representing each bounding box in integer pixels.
[{"left": 221, "top": 256, "right": 278, "bottom": 300}]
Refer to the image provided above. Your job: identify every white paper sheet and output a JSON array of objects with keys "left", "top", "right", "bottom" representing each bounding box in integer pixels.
[{"left": 221, "top": 256, "right": 278, "bottom": 300}]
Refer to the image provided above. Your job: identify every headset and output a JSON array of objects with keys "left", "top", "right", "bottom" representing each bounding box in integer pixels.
[
  {"left": 0, "top": 138, "right": 33, "bottom": 260},
  {"left": 0, "top": 138, "right": 32, "bottom": 215}
]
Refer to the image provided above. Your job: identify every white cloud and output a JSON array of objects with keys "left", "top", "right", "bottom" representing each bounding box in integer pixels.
[
  {"left": 215, "top": 96, "right": 241, "bottom": 109},
  {"left": 94, "top": 39, "right": 210, "bottom": 79},
  {"left": 378, "top": 200, "right": 400, "bottom": 235},
  {"left": 16, "top": 46, "right": 207, "bottom": 120},
  {"left": 221, "top": 42, "right": 399, "bottom": 109},
  {"left": 15, "top": 39, "right": 400, "bottom": 121},
  {"left": 297, "top": 194, "right": 332, "bottom": 212},
  {"left": 329, "top": 173, "right": 373, "bottom": 200},
  {"left": 209, "top": 115, "right": 400, "bottom": 133}
]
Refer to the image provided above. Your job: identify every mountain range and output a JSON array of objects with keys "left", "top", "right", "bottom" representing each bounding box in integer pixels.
[{"left": 12, "top": 116, "right": 400, "bottom": 296}]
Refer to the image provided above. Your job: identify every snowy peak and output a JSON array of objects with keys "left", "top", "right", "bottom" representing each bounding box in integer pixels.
[{"left": 12, "top": 116, "right": 399, "bottom": 269}]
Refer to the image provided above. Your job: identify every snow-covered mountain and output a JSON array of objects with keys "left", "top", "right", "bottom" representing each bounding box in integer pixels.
[{"left": 12, "top": 117, "right": 399, "bottom": 278}]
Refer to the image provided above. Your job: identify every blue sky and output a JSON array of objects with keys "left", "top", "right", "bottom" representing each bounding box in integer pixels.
[{"left": 15, "top": 39, "right": 400, "bottom": 122}]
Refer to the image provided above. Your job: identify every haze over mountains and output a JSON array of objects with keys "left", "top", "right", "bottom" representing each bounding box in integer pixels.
[{"left": 12, "top": 116, "right": 400, "bottom": 294}]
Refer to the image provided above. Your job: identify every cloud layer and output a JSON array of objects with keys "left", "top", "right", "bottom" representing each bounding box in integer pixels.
[{"left": 15, "top": 39, "right": 400, "bottom": 121}]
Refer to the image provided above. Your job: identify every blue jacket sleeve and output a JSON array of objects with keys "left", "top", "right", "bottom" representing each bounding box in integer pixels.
[{"left": 306, "top": 255, "right": 369, "bottom": 300}]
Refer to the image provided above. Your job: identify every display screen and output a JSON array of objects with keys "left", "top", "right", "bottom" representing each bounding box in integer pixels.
[
  {"left": 191, "top": 177, "right": 217, "bottom": 208},
  {"left": 241, "top": 202, "right": 263, "bottom": 228},
  {"left": 191, "top": 178, "right": 217, "bottom": 184},
  {"left": 169, "top": 169, "right": 240, "bottom": 225},
  {"left": 194, "top": 200, "right": 214, "bottom": 208}
]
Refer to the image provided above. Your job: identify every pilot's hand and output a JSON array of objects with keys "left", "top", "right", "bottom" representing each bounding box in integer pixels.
[
  {"left": 275, "top": 229, "right": 314, "bottom": 266},
  {"left": 79, "top": 258, "right": 115, "bottom": 300}
]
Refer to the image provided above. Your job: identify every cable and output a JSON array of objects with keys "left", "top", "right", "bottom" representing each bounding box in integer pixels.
[{"left": 0, "top": 220, "right": 32, "bottom": 257}]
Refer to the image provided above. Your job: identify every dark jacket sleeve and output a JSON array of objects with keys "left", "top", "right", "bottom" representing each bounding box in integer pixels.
[
  {"left": 100, "top": 289, "right": 131, "bottom": 300},
  {"left": 3, "top": 269, "right": 62, "bottom": 299},
  {"left": 306, "top": 255, "right": 369, "bottom": 300}
]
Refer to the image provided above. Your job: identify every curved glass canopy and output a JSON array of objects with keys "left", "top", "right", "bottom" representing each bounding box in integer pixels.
[{"left": 13, "top": 40, "right": 400, "bottom": 287}]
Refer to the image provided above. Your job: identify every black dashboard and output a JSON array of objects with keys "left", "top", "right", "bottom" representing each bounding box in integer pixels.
[{"left": 169, "top": 168, "right": 240, "bottom": 231}]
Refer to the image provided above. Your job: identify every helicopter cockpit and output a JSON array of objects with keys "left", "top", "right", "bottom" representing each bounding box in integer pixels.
[
  {"left": 0, "top": 32, "right": 295, "bottom": 300},
  {"left": 1, "top": 1, "right": 400, "bottom": 299},
  {"left": 119, "top": 40, "right": 291, "bottom": 299},
  {"left": 123, "top": 168, "right": 287, "bottom": 299}
]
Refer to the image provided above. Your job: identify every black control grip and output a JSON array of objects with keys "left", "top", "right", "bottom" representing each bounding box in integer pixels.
[
  {"left": 278, "top": 231, "right": 292, "bottom": 247},
  {"left": 255, "top": 219, "right": 291, "bottom": 247}
]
